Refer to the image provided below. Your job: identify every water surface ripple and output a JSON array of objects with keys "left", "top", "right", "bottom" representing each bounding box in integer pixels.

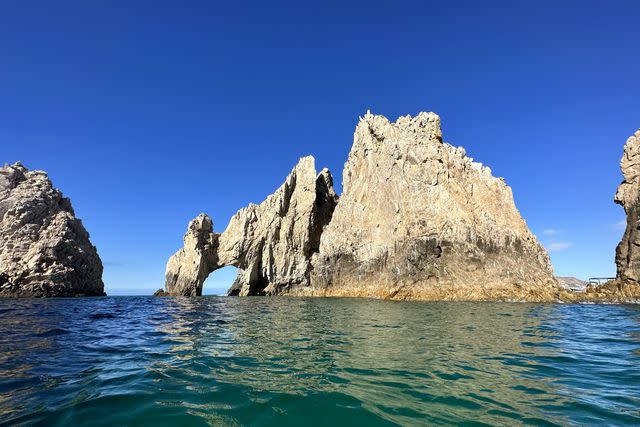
[{"left": 0, "top": 297, "right": 639, "bottom": 426}]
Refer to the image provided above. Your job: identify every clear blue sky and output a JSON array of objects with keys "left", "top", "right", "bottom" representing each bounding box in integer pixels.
[{"left": 2, "top": 1, "right": 639, "bottom": 294}]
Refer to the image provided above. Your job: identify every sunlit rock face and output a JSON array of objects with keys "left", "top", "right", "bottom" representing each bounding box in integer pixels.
[
  {"left": 615, "top": 130, "right": 640, "bottom": 283},
  {"left": 164, "top": 156, "right": 338, "bottom": 296},
  {"left": 0, "top": 163, "right": 104, "bottom": 297},
  {"left": 164, "top": 214, "right": 218, "bottom": 297},
  {"left": 309, "top": 112, "right": 558, "bottom": 301},
  {"left": 164, "top": 112, "right": 559, "bottom": 301}
]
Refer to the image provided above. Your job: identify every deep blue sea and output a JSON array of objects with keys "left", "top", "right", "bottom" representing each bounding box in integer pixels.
[{"left": 0, "top": 297, "right": 639, "bottom": 426}]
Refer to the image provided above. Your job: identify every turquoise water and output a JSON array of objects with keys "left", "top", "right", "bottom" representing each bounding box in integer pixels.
[{"left": 0, "top": 297, "right": 639, "bottom": 426}]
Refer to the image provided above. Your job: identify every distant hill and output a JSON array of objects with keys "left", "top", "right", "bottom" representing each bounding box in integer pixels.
[{"left": 556, "top": 277, "right": 588, "bottom": 293}]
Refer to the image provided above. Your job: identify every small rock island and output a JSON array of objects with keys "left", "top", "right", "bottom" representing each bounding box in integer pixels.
[{"left": 0, "top": 163, "right": 104, "bottom": 297}]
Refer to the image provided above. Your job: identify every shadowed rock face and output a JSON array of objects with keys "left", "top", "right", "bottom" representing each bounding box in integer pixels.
[
  {"left": 164, "top": 156, "right": 338, "bottom": 296},
  {"left": 0, "top": 163, "right": 104, "bottom": 297},
  {"left": 615, "top": 130, "right": 640, "bottom": 283},
  {"left": 309, "top": 112, "right": 558, "bottom": 301}
]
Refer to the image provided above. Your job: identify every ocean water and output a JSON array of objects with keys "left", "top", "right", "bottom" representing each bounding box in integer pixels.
[{"left": 0, "top": 297, "right": 639, "bottom": 426}]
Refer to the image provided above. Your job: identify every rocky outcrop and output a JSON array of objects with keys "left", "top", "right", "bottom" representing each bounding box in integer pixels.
[
  {"left": 164, "top": 111, "right": 560, "bottom": 301},
  {"left": 0, "top": 163, "right": 104, "bottom": 297},
  {"left": 573, "top": 128, "right": 640, "bottom": 303},
  {"left": 308, "top": 112, "right": 559, "bottom": 301},
  {"left": 164, "top": 156, "right": 338, "bottom": 296},
  {"left": 615, "top": 130, "right": 640, "bottom": 283},
  {"left": 164, "top": 214, "right": 217, "bottom": 296}
]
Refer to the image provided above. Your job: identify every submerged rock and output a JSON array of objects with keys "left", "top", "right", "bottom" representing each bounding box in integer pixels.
[
  {"left": 0, "top": 163, "right": 104, "bottom": 297},
  {"left": 309, "top": 112, "right": 559, "bottom": 301},
  {"left": 164, "top": 156, "right": 338, "bottom": 296}
]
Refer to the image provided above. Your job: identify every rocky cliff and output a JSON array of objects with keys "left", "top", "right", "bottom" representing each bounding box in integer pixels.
[
  {"left": 0, "top": 163, "right": 104, "bottom": 297},
  {"left": 164, "top": 156, "right": 338, "bottom": 296},
  {"left": 604, "top": 129, "right": 640, "bottom": 301},
  {"left": 164, "top": 112, "right": 560, "bottom": 301},
  {"left": 308, "top": 112, "right": 558, "bottom": 301},
  {"left": 615, "top": 130, "right": 640, "bottom": 283}
]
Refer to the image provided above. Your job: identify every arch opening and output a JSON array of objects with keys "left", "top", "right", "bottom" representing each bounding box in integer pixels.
[{"left": 202, "top": 265, "right": 238, "bottom": 296}]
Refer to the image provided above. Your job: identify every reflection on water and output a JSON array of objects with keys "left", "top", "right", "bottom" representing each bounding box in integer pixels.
[{"left": 0, "top": 297, "right": 639, "bottom": 426}]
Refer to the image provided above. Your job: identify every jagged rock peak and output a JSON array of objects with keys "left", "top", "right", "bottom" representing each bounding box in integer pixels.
[
  {"left": 309, "top": 111, "right": 558, "bottom": 301},
  {"left": 360, "top": 110, "right": 443, "bottom": 141},
  {"left": 0, "top": 162, "right": 104, "bottom": 297},
  {"left": 164, "top": 156, "right": 338, "bottom": 296},
  {"left": 615, "top": 129, "right": 640, "bottom": 282}
]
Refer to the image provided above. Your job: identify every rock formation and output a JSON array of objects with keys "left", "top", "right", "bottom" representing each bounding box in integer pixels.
[
  {"left": 0, "top": 162, "right": 104, "bottom": 297},
  {"left": 164, "top": 213, "right": 217, "bottom": 296},
  {"left": 164, "top": 156, "right": 338, "bottom": 296},
  {"left": 615, "top": 130, "right": 640, "bottom": 283},
  {"left": 309, "top": 112, "right": 558, "bottom": 301},
  {"left": 164, "top": 111, "right": 560, "bottom": 301}
]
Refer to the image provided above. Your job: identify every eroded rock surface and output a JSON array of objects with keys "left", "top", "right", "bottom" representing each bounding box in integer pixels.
[
  {"left": 615, "top": 130, "right": 640, "bottom": 283},
  {"left": 308, "top": 112, "right": 558, "bottom": 301},
  {"left": 0, "top": 163, "right": 104, "bottom": 297},
  {"left": 164, "top": 156, "right": 337, "bottom": 296},
  {"left": 164, "top": 112, "right": 560, "bottom": 301},
  {"left": 164, "top": 214, "right": 218, "bottom": 296}
]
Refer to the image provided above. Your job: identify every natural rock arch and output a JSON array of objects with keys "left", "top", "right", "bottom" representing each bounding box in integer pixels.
[
  {"left": 164, "top": 111, "right": 559, "bottom": 301},
  {"left": 164, "top": 156, "right": 338, "bottom": 296}
]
